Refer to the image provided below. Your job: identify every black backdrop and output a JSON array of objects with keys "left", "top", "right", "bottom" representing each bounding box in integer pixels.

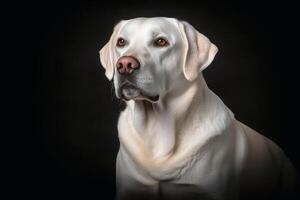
[{"left": 8, "top": 1, "right": 299, "bottom": 199}]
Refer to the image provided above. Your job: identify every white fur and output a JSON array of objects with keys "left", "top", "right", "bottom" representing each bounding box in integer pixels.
[{"left": 100, "top": 17, "right": 297, "bottom": 200}]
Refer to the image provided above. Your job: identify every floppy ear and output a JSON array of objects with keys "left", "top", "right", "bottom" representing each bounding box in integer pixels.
[
  {"left": 178, "top": 21, "right": 218, "bottom": 81},
  {"left": 99, "top": 21, "right": 124, "bottom": 80}
]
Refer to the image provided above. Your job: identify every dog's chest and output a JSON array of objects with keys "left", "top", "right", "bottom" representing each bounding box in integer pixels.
[{"left": 117, "top": 147, "right": 238, "bottom": 200}]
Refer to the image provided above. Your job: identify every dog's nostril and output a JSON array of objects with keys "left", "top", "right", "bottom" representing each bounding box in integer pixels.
[{"left": 128, "top": 63, "right": 132, "bottom": 69}]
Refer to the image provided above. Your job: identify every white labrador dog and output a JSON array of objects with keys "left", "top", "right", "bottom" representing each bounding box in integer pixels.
[{"left": 99, "top": 17, "right": 297, "bottom": 200}]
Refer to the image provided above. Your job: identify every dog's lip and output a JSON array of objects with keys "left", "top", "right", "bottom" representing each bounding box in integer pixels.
[
  {"left": 120, "top": 83, "right": 140, "bottom": 100},
  {"left": 120, "top": 82, "right": 159, "bottom": 103},
  {"left": 121, "top": 82, "right": 137, "bottom": 90},
  {"left": 120, "top": 82, "right": 139, "bottom": 95}
]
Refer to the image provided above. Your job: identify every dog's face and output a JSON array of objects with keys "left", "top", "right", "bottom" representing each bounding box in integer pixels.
[{"left": 100, "top": 17, "right": 218, "bottom": 102}]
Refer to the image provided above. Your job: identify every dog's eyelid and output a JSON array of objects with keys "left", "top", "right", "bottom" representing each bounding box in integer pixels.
[{"left": 154, "top": 34, "right": 169, "bottom": 40}]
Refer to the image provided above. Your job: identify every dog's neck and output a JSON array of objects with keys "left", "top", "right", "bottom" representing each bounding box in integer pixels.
[{"left": 123, "top": 74, "right": 233, "bottom": 160}]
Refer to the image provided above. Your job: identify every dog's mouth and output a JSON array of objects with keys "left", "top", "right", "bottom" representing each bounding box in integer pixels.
[{"left": 120, "top": 82, "right": 159, "bottom": 103}]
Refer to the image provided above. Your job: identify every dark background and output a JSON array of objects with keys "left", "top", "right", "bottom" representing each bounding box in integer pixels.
[{"left": 7, "top": 1, "right": 299, "bottom": 199}]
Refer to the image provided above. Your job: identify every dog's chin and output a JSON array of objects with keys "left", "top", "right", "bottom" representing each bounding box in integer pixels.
[{"left": 120, "top": 84, "right": 159, "bottom": 103}]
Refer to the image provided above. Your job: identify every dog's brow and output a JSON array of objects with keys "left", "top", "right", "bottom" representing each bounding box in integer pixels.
[
  {"left": 151, "top": 31, "right": 170, "bottom": 40},
  {"left": 152, "top": 32, "right": 160, "bottom": 38}
]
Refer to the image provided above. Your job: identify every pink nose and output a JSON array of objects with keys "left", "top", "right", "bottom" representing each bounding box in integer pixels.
[{"left": 116, "top": 56, "right": 140, "bottom": 75}]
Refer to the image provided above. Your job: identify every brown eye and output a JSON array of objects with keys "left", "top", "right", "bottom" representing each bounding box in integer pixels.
[
  {"left": 154, "top": 38, "right": 169, "bottom": 47},
  {"left": 116, "top": 38, "right": 126, "bottom": 47}
]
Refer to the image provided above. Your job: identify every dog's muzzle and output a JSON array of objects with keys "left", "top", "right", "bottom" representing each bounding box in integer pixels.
[{"left": 120, "top": 82, "right": 159, "bottom": 102}]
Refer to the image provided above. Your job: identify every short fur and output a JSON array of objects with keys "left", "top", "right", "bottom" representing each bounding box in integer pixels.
[{"left": 100, "top": 17, "right": 297, "bottom": 200}]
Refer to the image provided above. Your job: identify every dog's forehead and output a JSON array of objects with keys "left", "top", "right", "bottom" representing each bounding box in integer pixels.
[{"left": 120, "top": 17, "right": 179, "bottom": 37}]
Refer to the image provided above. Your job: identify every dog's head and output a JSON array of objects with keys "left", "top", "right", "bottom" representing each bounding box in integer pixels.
[{"left": 100, "top": 17, "right": 218, "bottom": 103}]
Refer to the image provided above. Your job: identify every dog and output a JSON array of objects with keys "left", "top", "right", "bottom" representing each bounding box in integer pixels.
[{"left": 99, "top": 17, "right": 298, "bottom": 200}]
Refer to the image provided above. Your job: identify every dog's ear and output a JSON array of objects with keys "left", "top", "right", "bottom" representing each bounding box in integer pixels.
[
  {"left": 178, "top": 21, "right": 218, "bottom": 81},
  {"left": 99, "top": 21, "right": 124, "bottom": 80}
]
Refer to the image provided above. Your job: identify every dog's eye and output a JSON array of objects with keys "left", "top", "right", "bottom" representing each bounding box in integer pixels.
[
  {"left": 116, "top": 38, "right": 126, "bottom": 47},
  {"left": 154, "top": 38, "right": 169, "bottom": 47}
]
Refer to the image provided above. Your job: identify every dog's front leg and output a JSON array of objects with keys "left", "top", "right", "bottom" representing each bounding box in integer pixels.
[{"left": 115, "top": 150, "right": 161, "bottom": 200}]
